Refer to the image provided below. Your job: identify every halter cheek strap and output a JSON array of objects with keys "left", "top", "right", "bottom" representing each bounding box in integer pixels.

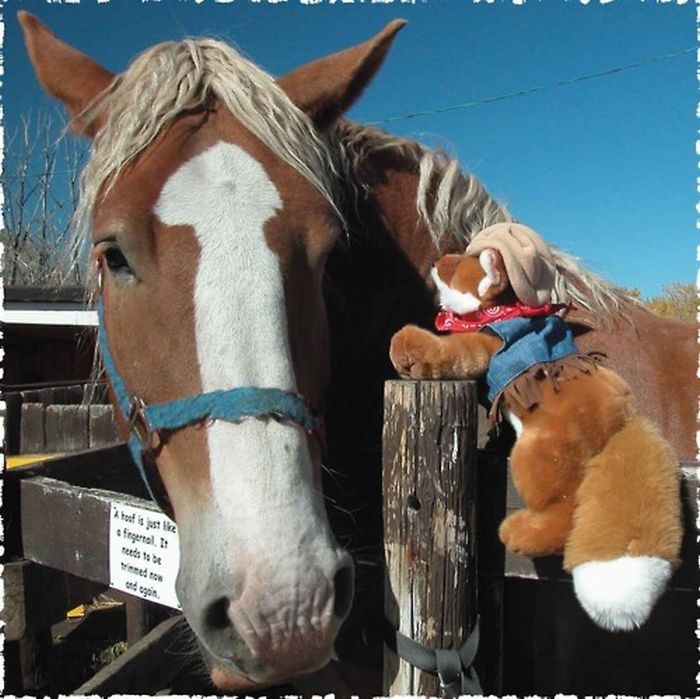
[{"left": 97, "top": 298, "right": 322, "bottom": 517}]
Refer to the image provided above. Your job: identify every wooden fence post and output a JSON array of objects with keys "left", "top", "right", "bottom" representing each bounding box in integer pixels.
[{"left": 382, "top": 380, "right": 479, "bottom": 696}]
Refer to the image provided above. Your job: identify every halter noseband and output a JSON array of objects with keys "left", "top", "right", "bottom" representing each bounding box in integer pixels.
[{"left": 97, "top": 298, "right": 322, "bottom": 518}]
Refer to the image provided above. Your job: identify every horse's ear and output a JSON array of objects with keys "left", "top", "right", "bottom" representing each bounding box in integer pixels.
[
  {"left": 278, "top": 19, "right": 406, "bottom": 130},
  {"left": 19, "top": 11, "right": 115, "bottom": 138}
]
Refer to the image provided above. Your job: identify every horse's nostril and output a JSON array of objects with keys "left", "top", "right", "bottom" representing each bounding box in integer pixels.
[
  {"left": 205, "top": 596, "right": 232, "bottom": 631},
  {"left": 333, "top": 564, "right": 354, "bottom": 619}
]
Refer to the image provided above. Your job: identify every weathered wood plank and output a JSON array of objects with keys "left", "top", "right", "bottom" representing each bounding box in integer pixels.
[
  {"left": 383, "top": 380, "right": 479, "bottom": 695},
  {"left": 6, "top": 447, "right": 148, "bottom": 560},
  {"left": 2, "top": 560, "right": 105, "bottom": 641},
  {"left": 21, "top": 477, "right": 158, "bottom": 585},
  {"left": 19, "top": 403, "right": 45, "bottom": 454},
  {"left": 4, "top": 391, "right": 23, "bottom": 455},
  {"left": 5, "top": 285, "right": 86, "bottom": 304},
  {"left": 8, "top": 627, "right": 52, "bottom": 693},
  {"left": 4, "top": 443, "right": 147, "bottom": 498},
  {"left": 10, "top": 384, "right": 112, "bottom": 455},
  {"left": 88, "top": 404, "right": 121, "bottom": 448},
  {"left": 2, "top": 561, "right": 30, "bottom": 641},
  {"left": 45, "top": 404, "right": 89, "bottom": 452},
  {"left": 2, "top": 560, "right": 107, "bottom": 695},
  {"left": 52, "top": 384, "right": 85, "bottom": 405},
  {"left": 125, "top": 598, "right": 151, "bottom": 646},
  {"left": 74, "top": 614, "right": 185, "bottom": 695},
  {"left": 29, "top": 386, "right": 84, "bottom": 405},
  {"left": 122, "top": 597, "right": 171, "bottom": 647}
]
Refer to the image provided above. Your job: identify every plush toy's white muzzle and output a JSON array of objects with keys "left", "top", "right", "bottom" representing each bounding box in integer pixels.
[{"left": 430, "top": 266, "right": 481, "bottom": 314}]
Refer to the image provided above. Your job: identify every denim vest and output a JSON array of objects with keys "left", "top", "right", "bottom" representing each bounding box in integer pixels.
[{"left": 481, "top": 315, "right": 579, "bottom": 403}]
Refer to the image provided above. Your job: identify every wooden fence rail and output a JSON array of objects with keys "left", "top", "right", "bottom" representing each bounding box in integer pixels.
[
  {"left": 4, "top": 383, "right": 121, "bottom": 456},
  {"left": 3, "top": 380, "right": 698, "bottom": 695},
  {"left": 19, "top": 403, "right": 121, "bottom": 453},
  {"left": 2, "top": 446, "right": 375, "bottom": 695}
]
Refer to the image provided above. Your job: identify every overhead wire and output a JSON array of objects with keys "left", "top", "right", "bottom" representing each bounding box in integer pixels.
[{"left": 369, "top": 46, "right": 695, "bottom": 125}]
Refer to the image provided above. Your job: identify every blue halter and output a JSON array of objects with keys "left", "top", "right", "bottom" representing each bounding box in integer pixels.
[{"left": 97, "top": 298, "right": 321, "bottom": 513}]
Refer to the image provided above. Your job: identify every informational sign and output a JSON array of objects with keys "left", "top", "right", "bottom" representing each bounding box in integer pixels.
[{"left": 109, "top": 502, "right": 181, "bottom": 610}]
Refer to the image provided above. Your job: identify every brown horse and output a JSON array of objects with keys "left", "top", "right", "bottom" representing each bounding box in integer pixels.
[{"left": 21, "top": 11, "right": 695, "bottom": 691}]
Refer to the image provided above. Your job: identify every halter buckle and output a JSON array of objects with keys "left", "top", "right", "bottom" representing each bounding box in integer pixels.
[{"left": 127, "top": 397, "right": 159, "bottom": 453}]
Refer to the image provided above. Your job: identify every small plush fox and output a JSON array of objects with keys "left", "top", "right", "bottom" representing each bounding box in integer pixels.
[{"left": 389, "top": 223, "right": 682, "bottom": 632}]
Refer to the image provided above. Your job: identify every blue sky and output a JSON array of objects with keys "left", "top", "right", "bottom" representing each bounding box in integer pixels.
[{"left": 4, "top": 0, "right": 695, "bottom": 297}]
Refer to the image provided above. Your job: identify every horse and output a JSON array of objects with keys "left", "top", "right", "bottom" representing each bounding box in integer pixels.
[{"left": 20, "top": 11, "right": 695, "bottom": 692}]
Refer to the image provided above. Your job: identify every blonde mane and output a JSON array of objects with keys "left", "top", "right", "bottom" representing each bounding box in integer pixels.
[
  {"left": 73, "top": 37, "right": 340, "bottom": 263},
  {"left": 73, "top": 36, "right": 633, "bottom": 327},
  {"left": 327, "top": 120, "right": 635, "bottom": 326}
]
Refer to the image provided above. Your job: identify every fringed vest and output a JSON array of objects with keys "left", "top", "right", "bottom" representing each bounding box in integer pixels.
[{"left": 481, "top": 315, "right": 598, "bottom": 428}]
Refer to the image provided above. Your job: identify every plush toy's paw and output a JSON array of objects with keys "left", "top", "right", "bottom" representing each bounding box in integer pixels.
[
  {"left": 499, "top": 507, "right": 570, "bottom": 557},
  {"left": 572, "top": 555, "right": 672, "bottom": 632},
  {"left": 389, "top": 326, "right": 443, "bottom": 379}
]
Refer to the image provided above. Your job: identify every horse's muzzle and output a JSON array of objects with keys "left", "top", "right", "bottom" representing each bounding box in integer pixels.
[{"left": 192, "top": 555, "right": 354, "bottom": 686}]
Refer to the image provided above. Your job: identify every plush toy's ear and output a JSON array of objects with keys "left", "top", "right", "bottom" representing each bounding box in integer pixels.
[{"left": 477, "top": 248, "right": 509, "bottom": 299}]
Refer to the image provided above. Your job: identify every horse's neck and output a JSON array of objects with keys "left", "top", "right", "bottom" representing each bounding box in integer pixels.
[
  {"left": 349, "top": 152, "right": 465, "bottom": 277},
  {"left": 324, "top": 141, "right": 470, "bottom": 425},
  {"left": 361, "top": 167, "right": 443, "bottom": 278},
  {"left": 326, "top": 150, "right": 446, "bottom": 355},
  {"left": 329, "top": 141, "right": 697, "bottom": 462},
  {"left": 324, "top": 161, "right": 438, "bottom": 399},
  {"left": 322, "top": 152, "right": 446, "bottom": 549}
]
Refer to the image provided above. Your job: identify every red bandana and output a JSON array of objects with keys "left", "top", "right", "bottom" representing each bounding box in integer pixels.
[{"left": 435, "top": 303, "right": 570, "bottom": 333}]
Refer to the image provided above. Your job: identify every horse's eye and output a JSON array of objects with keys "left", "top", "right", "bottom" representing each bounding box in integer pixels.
[{"left": 103, "top": 246, "right": 131, "bottom": 274}]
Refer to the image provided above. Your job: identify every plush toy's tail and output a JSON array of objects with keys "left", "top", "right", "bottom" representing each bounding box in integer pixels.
[{"left": 563, "top": 416, "right": 682, "bottom": 631}]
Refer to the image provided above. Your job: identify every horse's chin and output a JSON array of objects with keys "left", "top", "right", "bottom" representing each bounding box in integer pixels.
[
  {"left": 194, "top": 641, "right": 255, "bottom": 690},
  {"left": 210, "top": 665, "right": 261, "bottom": 691},
  {"left": 203, "top": 644, "right": 331, "bottom": 691},
  {"left": 209, "top": 662, "right": 329, "bottom": 691}
]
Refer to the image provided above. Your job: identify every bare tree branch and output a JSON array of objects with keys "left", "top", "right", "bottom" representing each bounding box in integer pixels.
[{"left": 2, "top": 111, "right": 88, "bottom": 287}]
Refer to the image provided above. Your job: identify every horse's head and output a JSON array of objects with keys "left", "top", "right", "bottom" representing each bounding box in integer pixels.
[{"left": 20, "top": 12, "right": 404, "bottom": 688}]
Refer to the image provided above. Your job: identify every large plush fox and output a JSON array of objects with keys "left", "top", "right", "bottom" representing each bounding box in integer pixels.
[{"left": 389, "top": 223, "right": 682, "bottom": 632}]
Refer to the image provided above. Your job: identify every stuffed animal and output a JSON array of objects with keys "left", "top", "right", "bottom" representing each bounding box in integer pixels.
[{"left": 389, "top": 223, "right": 682, "bottom": 632}]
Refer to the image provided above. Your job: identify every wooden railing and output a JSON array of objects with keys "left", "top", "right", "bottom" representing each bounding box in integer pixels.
[
  {"left": 381, "top": 379, "right": 699, "bottom": 696},
  {"left": 3, "top": 380, "right": 698, "bottom": 695},
  {"left": 4, "top": 383, "right": 120, "bottom": 457}
]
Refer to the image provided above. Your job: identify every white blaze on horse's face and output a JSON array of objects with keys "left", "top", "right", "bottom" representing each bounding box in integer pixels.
[
  {"left": 154, "top": 141, "right": 352, "bottom": 683},
  {"left": 20, "top": 12, "right": 406, "bottom": 688}
]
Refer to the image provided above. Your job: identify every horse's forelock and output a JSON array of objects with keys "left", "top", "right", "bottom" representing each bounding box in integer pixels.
[{"left": 72, "top": 37, "right": 341, "bottom": 270}]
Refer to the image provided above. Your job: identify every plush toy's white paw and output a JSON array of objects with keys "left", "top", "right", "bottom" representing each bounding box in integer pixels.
[{"left": 572, "top": 556, "right": 671, "bottom": 632}]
